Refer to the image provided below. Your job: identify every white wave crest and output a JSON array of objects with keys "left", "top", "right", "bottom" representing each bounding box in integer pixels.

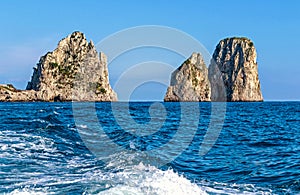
[
  {"left": 94, "top": 163, "right": 207, "bottom": 195},
  {"left": 9, "top": 188, "right": 49, "bottom": 195}
]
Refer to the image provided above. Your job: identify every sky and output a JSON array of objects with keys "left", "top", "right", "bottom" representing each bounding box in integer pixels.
[{"left": 0, "top": 0, "right": 299, "bottom": 101}]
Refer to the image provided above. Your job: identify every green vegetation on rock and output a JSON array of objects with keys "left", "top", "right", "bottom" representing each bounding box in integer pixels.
[
  {"left": 49, "top": 62, "right": 59, "bottom": 69},
  {"left": 100, "top": 88, "right": 107, "bottom": 94}
]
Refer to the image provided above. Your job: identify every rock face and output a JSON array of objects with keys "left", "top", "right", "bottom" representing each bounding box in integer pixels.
[
  {"left": 164, "top": 53, "right": 211, "bottom": 101},
  {"left": 0, "top": 84, "right": 37, "bottom": 102},
  {"left": 209, "top": 37, "right": 263, "bottom": 101},
  {"left": 1, "top": 31, "right": 117, "bottom": 102}
]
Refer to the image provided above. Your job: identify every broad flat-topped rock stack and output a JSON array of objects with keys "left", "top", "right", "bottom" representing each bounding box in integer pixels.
[
  {"left": 164, "top": 53, "right": 211, "bottom": 101},
  {"left": 165, "top": 37, "right": 263, "bottom": 102},
  {"left": 0, "top": 31, "right": 117, "bottom": 102},
  {"left": 209, "top": 37, "right": 263, "bottom": 101},
  {"left": 0, "top": 84, "right": 37, "bottom": 101}
]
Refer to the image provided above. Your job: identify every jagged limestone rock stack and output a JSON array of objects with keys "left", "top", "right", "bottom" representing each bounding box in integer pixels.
[
  {"left": 164, "top": 53, "right": 211, "bottom": 101},
  {"left": 26, "top": 31, "right": 117, "bottom": 101},
  {"left": 208, "top": 37, "right": 263, "bottom": 102},
  {"left": 0, "top": 31, "right": 117, "bottom": 102}
]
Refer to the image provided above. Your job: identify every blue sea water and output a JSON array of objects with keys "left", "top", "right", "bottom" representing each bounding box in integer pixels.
[{"left": 0, "top": 102, "right": 299, "bottom": 194}]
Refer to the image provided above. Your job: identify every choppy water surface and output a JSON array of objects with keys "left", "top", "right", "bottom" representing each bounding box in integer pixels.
[{"left": 0, "top": 102, "right": 299, "bottom": 194}]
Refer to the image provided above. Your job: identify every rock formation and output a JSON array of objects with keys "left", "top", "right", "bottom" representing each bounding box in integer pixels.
[
  {"left": 0, "top": 31, "right": 117, "bottom": 102},
  {"left": 1, "top": 34, "right": 264, "bottom": 102},
  {"left": 164, "top": 53, "right": 211, "bottom": 101},
  {"left": 0, "top": 84, "right": 37, "bottom": 102},
  {"left": 208, "top": 37, "right": 263, "bottom": 102}
]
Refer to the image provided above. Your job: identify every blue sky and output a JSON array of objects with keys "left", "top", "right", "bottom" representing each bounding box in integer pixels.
[{"left": 0, "top": 0, "right": 299, "bottom": 101}]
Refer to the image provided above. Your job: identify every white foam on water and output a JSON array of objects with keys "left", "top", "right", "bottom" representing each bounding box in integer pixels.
[
  {"left": 78, "top": 124, "right": 88, "bottom": 129},
  {"left": 199, "top": 181, "right": 273, "bottom": 195},
  {"left": 1, "top": 131, "right": 275, "bottom": 195},
  {"left": 53, "top": 111, "right": 59, "bottom": 115},
  {"left": 6, "top": 159, "right": 276, "bottom": 195},
  {"left": 84, "top": 151, "right": 274, "bottom": 195},
  {"left": 129, "top": 140, "right": 136, "bottom": 150},
  {"left": 0, "top": 130, "right": 58, "bottom": 159},
  {"left": 94, "top": 162, "right": 207, "bottom": 195},
  {"left": 83, "top": 160, "right": 274, "bottom": 195},
  {"left": 8, "top": 188, "right": 50, "bottom": 195},
  {"left": 32, "top": 119, "right": 47, "bottom": 123}
]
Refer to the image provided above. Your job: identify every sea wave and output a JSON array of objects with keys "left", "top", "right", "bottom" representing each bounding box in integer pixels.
[
  {"left": 7, "top": 162, "right": 274, "bottom": 195},
  {"left": 1, "top": 102, "right": 299, "bottom": 194}
]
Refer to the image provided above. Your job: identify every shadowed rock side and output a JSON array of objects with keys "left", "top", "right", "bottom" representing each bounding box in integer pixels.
[
  {"left": 0, "top": 31, "right": 117, "bottom": 102},
  {"left": 208, "top": 37, "right": 263, "bottom": 102},
  {"left": 164, "top": 53, "right": 211, "bottom": 101}
]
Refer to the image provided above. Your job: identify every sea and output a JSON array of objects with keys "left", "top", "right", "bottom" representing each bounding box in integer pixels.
[{"left": 0, "top": 102, "right": 299, "bottom": 195}]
